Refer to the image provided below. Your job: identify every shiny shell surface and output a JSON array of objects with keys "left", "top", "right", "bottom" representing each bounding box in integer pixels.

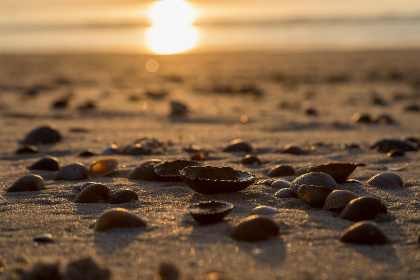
[
  {"left": 307, "top": 162, "right": 357, "bottom": 183},
  {"left": 290, "top": 172, "right": 337, "bottom": 195},
  {"left": 74, "top": 183, "right": 111, "bottom": 203},
  {"left": 323, "top": 190, "right": 358, "bottom": 211},
  {"left": 28, "top": 157, "right": 60, "bottom": 171},
  {"left": 127, "top": 160, "right": 163, "bottom": 181},
  {"left": 251, "top": 205, "right": 278, "bottom": 215},
  {"left": 22, "top": 125, "right": 62, "bottom": 145},
  {"left": 180, "top": 166, "right": 256, "bottom": 194},
  {"left": 274, "top": 188, "right": 296, "bottom": 198},
  {"left": 95, "top": 208, "right": 147, "bottom": 231},
  {"left": 187, "top": 201, "right": 234, "bottom": 225},
  {"left": 89, "top": 158, "right": 118, "bottom": 178},
  {"left": 367, "top": 172, "right": 404, "bottom": 188},
  {"left": 297, "top": 184, "right": 333, "bottom": 208},
  {"left": 271, "top": 179, "right": 291, "bottom": 189},
  {"left": 7, "top": 174, "right": 46, "bottom": 192},
  {"left": 153, "top": 160, "right": 202, "bottom": 181},
  {"left": 231, "top": 215, "right": 279, "bottom": 242},
  {"left": 223, "top": 139, "right": 253, "bottom": 153},
  {"left": 340, "top": 196, "right": 387, "bottom": 221},
  {"left": 340, "top": 221, "right": 388, "bottom": 245},
  {"left": 54, "top": 163, "right": 89, "bottom": 181},
  {"left": 107, "top": 190, "right": 138, "bottom": 204},
  {"left": 266, "top": 165, "right": 296, "bottom": 177}
]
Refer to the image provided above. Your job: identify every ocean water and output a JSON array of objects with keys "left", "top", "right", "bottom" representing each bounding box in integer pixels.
[{"left": 1, "top": 0, "right": 420, "bottom": 54}]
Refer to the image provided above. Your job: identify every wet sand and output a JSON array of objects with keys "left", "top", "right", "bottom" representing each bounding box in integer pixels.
[{"left": 0, "top": 50, "right": 419, "bottom": 279}]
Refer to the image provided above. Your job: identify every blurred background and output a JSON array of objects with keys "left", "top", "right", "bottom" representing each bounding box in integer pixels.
[{"left": 1, "top": 0, "right": 420, "bottom": 54}]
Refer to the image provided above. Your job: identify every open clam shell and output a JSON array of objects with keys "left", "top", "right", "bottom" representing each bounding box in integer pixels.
[
  {"left": 107, "top": 190, "right": 138, "bottom": 204},
  {"left": 95, "top": 208, "right": 146, "bottom": 231},
  {"left": 367, "top": 172, "right": 404, "bottom": 188},
  {"left": 89, "top": 158, "right": 118, "bottom": 178},
  {"left": 323, "top": 190, "right": 358, "bottom": 211},
  {"left": 74, "top": 183, "right": 111, "bottom": 203},
  {"left": 340, "top": 196, "right": 387, "bottom": 221},
  {"left": 307, "top": 163, "right": 357, "bottom": 183},
  {"left": 128, "top": 159, "right": 163, "bottom": 181},
  {"left": 7, "top": 174, "right": 46, "bottom": 192},
  {"left": 290, "top": 172, "right": 337, "bottom": 195},
  {"left": 297, "top": 184, "right": 333, "bottom": 208},
  {"left": 340, "top": 221, "right": 388, "bottom": 245},
  {"left": 231, "top": 215, "right": 279, "bottom": 242},
  {"left": 153, "top": 160, "right": 202, "bottom": 182},
  {"left": 180, "top": 166, "right": 256, "bottom": 194},
  {"left": 54, "top": 163, "right": 89, "bottom": 181},
  {"left": 187, "top": 201, "right": 234, "bottom": 225}
]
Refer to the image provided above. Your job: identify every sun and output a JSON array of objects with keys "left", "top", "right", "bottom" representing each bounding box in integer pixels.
[{"left": 149, "top": 0, "right": 196, "bottom": 26}]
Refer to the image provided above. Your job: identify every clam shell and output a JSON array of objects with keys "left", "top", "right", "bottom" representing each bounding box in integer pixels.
[
  {"left": 223, "top": 139, "right": 253, "bottom": 153},
  {"left": 107, "top": 190, "right": 138, "bottom": 204},
  {"left": 170, "top": 101, "right": 188, "bottom": 115},
  {"left": 7, "top": 174, "right": 46, "bottom": 192},
  {"left": 123, "top": 144, "right": 152, "bottom": 155},
  {"left": 352, "top": 113, "right": 373, "bottom": 123},
  {"left": 22, "top": 125, "right": 62, "bottom": 145},
  {"left": 72, "top": 182, "right": 96, "bottom": 192},
  {"left": 370, "top": 139, "right": 418, "bottom": 153},
  {"left": 297, "top": 185, "right": 332, "bottom": 208},
  {"left": 127, "top": 159, "right": 163, "bottom": 181},
  {"left": 255, "top": 179, "right": 276, "bottom": 186},
  {"left": 251, "top": 205, "right": 278, "bottom": 215},
  {"left": 187, "top": 201, "right": 234, "bottom": 225},
  {"left": 78, "top": 150, "right": 96, "bottom": 157},
  {"left": 89, "top": 158, "right": 118, "bottom": 178},
  {"left": 34, "top": 233, "right": 54, "bottom": 243},
  {"left": 340, "top": 196, "right": 387, "bottom": 221},
  {"left": 16, "top": 145, "right": 38, "bottom": 154},
  {"left": 28, "top": 157, "right": 60, "bottom": 171},
  {"left": 180, "top": 166, "right": 256, "bottom": 194},
  {"left": 74, "top": 183, "right": 111, "bottom": 203},
  {"left": 157, "top": 262, "right": 180, "bottom": 280},
  {"left": 323, "top": 190, "right": 358, "bottom": 211},
  {"left": 274, "top": 188, "right": 296, "bottom": 198},
  {"left": 266, "top": 164, "right": 296, "bottom": 177},
  {"left": 271, "top": 179, "right": 291, "bottom": 189},
  {"left": 153, "top": 160, "right": 202, "bottom": 182},
  {"left": 307, "top": 163, "right": 357, "bottom": 183},
  {"left": 340, "top": 221, "right": 388, "bottom": 245},
  {"left": 241, "top": 155, "right": 261, "bottom": 165},
  {"left": 101, "top": 144, "right": 121, "bottom": 155},
  {"left": 281, "top": 144, "right": 308, "bottom": 155},
  {"left": 54, "top": 163, "right": 89, "bottom": 181},
  {"left": 95, "top": 208, "right": 147, "bottom": 231},
  {"left": 367, "top": 172, "right": 404, "bottom": 188},
  {"left": 231, "top": 215, "right": 279, "bottom": 242},
  {"left": 290, "top": 172, "right": 337, "bottom": 195}
]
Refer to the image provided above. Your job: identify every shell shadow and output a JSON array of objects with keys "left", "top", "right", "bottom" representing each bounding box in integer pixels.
[
  {"left": 93, "top": 229, "right": 145, "bottom": 253},
  {"left": 233, "top": 237, "right": 286, "bottom": 267}
]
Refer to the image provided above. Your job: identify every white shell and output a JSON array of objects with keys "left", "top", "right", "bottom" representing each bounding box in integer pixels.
[
  {"left": 271, "top": 179, "right": 291, "bottom": 189},
  {"left": 367, "top": 172, "right": 403, "bottom": 188},
  {"left": 290, "top": 172, "right": 337, "bottom": 195},
  {"left": 323, "top": 190, "right": 358, "bottom": 210},
  {"left": 251, "top": 205, "right": 278, "bottom": 215}
]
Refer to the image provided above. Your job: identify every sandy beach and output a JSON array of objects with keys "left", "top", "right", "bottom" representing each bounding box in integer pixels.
[{"left": 0, "top": 50, "right": 419, "bottom": 279}]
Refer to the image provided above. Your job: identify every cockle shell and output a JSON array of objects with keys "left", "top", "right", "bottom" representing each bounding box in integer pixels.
[
  {"left": 153, "top": 160, "right": 202, "bottom": 182},
  {"left": 370, "top": 139, "right": 419, "bottom": 153},
  {"left": 271, "top": 179, "right": 291, "bottom": 189},
  {"left": 74, "top": 183, "right": 111, "bottom": 203},
  {"left": 367, "top": 172, "right": 404, "bottom": 188},
  {"left": 127, "top": 159, "right": 163, "bottom": 181},
  {"left": 95, "top": 208, "right": 146, "bottom": 231},
  {"left": 241, "top": 155, "right": 261, "bottom": 165},
  {"left": 297, "top": 184, "right": 333, "bottom": 207},
  {"left": 307, "top": 163, "right": 357, "bottom": 183},
  {"left": 274, "top": 188, "right": 296, "bottom": 198},
  {"left": 89, "top": 158, "right": 118, "bottom": 178},
  {"left": 223, "top": 139, "right": 253, "bottom": 153},
  {"left": 340, "top": 196, "right": 387, "bottom": 221},
  {"left": 22, "top": 125, "right": 62, "bottom": 145},
  {"left": 340, "top": 221, "right": 388, "bottom": 245},
  {"left": 281, "top": 144, "right": 308, "bottom": 155},
  {"left": 251, "top": 205, "right": 278, "bottom": 215},
  {"left": 187, "top": 201, "right": 234, "bottom": 225},
  {"left": 231, "top": 215, "right": 279, "bottom": 242},
  {"left": 7, "top": 174, "right": 46, "bottom": 192},
  {"left": 180, "top": 166, "right": 256, "bottom": 194},
  {"left": 323, "top": 190, "right": 358, "bottom": 211},
  {"left": 266, "top": 164, "right": 296, "bottom": 177},
  {"left": 107, "top": 190, "right": 138, "bottom": 204},
  {"left": 54, "top": 163, "right": 89, "bottom": 181},
  {"left": 28, "top": 157, "right": 60, "bottom": 171},
  {"left": 290, "top": 172, "right": 337, "bottom": 195}
]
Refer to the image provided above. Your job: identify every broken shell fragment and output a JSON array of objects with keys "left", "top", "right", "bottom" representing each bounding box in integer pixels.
[
  {"left": 95, "top": 208, "right": 146, "bottom": 231},
  {"left": 74, "top": 183, "right": 111, "bottom": 203},
  {"left": 7, "top": 174, "right": 46, "bottom": 192},
  {"left": 290, "top": 172, "right": 337, "bottom": 195},
  {"left": 28, "top": 157, "right": 60, "bottom": 171},
  {"left": 367, "top": 172, "right": 404, "bottom": 188},
  {"left": 187, "top": 201, "right": 234, "bottom": 225},
  {"left": 323, "top": 190, "right": 358, "bottom": 211},
  {"left": 107, "top": 190, "right": 138, "bottom": 204},
  {"left": 340, "top": 221, "right": 388, "bottom": 245},
  {"left": 297, "top": 184, "right": 333, "bottom": 208},
  {"left": 307, "top": 162, "right": 357, "bottom": 184},
  {"left": 340, "top": 196, "right": 387, "bottom": 221},
  {"left": 231, "top": 215, "right": 279, "bottom": 242},
  {"left": 89, "top": 158, "right": 118, "bottom": 178},
  {"left": 54, "top": 163, "right": 89, "bottom": 181}
]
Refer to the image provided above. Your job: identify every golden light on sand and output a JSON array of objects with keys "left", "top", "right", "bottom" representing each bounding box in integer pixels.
[
  {"left": 145, "top": 58, "right": 159, "bottom": 72},
  {"left": 145, "top": 0, "right": 198, "bottom": 55}
]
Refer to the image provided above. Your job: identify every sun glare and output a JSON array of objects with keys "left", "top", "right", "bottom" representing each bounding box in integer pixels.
[{"left": 145, "top": 0, "right": 198, "bottom": 55}]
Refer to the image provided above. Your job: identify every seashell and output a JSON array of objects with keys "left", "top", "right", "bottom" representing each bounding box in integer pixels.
[
  {"left": 370, "top": 139, "right": 418, "bottom": 153},
  {"left": 128, "top": 159, "right": 163, "bottom": 181},
  {"left": 340, "top": 221, "right": 388, "bottom": 245},
  {"left": 223, "top": 139, "right": 253, "bottom": 153},
  {"left": 54, "top": 163, "right": 89, "bottom": 181},
  {"left": 307, "top": 162, "right": 358, "bottom": 184},
  {"left": 340, "top": 196, "right": 387, "bottom": 221},
  {"left": 241, "top": 155, "right": 261, "bottom": 165},
  {"left": 367, "top": 172, "right": 403, "bottom": 188},
  {"left": 22, "top": 125, "right": 62, "bottom": 145},
  {"left": 255, "top": 178, "right": 276, "bottom": 186},
  {"left": 95, "top": 208, "right": 147, "bottom": 231},
  {"left": 89, "top": 158, "right": 118, "bottom": 178},
  {"left": 78, "top": 149, "right": 96, "bottom": 157},
  {"left": 132, "top": 137, "right": 164, "bottom": 150},
  {"left": 16, "top": 145, "right": 38, "bottom": 154},
  {"left": 374, "top": 114, "right": 395, "bottom": 124},
  {"left": 323, "top": 190, "right": 358, "bottom": 211},
  {"left": 231, "top": 215, "right": 279, "bottom": 242},
  {"left": 297, "top": 185, "right": 333, "bottom": 208},
  {"left": 170, "top": 101, "right": 188, "bottom": 115},
  {"left": 281, "top": 144, "right": 308, "bottom": 155},
  {"left": 404, "top": 104, "right": 420, "bottom": 112},
  {"left": 180, "top": 166, "right": 256, "bottom": 194},
  {"left": 107, "top": 190, "right": 138, "bottom": 204},
  {"left": 251, "top": 205, "right": 278, "bottom": 215},
  {"left": 352, "top": 113, "right": 373, "bottom": 123},
  {"left": 290, "top": 172, "right": 337, "bottom": 195},
  {"left": 123, "top": 144, "right": 152, "bottom": 155},
  {"left": 187, "top": 201, "right": 234, "bottom": 225},
  {"left": 386, "top": 164, "right": 408, "bottom": 171},
  {"left": 153, "top": 160, "right": 202, "bottom": 182},
  {"left": 157, "top": 262, "right": 180, "bottom": 280},
  {"left": 271, "top": 179, "right": 291, "bottom": 189},
  {"left": 274, "top": 188, "right": 296, "bottom": 198},
  {"left": 34, "top": 233, "right": 54, "bottom": 243},
  {"left": 74, "top": 183, "right": 111, "bottom": 203},
  {"left": 190, "top": 152, "right": 206, "bottom": 161},
  {"left": 387, "top": 149, "right": 405, "bottom": 157},
  {"left": 7, "top": 174, "right": 46, "bottom": 192},
  {"left": 266, "top": 164, "right": 296, "bottom": 177},
  {"left": 28, "top": 157, "right": 60, "bottom": 171},
  {"left": 101, "top": 144, "right": 121, "bottom": 155}
]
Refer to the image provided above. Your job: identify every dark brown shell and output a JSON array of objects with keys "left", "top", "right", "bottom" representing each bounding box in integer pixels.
[
  {"left": 370, "top": 139, "right": 418, "bottom": 153},
  {"left": 95, "top": 208, "right": 146, "bottom": 231},
  {"left": 180, "top": 166, "right": 256, "bottom": 194},
  {"left": 352, "top": 113, "right": 374, "bottom": 123},
  {"left": 340, "top": 196, "right": 387, "bottom": 221},
  {"left": 290, "top": 172, "right": 337, "bottom": 195},
  {"left": 22, "top": 125, "right": 62, "bottom": 145},
  {"left": 340, "top": 221, "right": 388, "bottom": 245},
  {"left": 7, "top": 174, "right": 46, "bottom": 192},
  {"left": 123, "top": 144, "right": 152, "bottom": 155},
  {"left": 28, "top": 157, "right": 60, "bottom": 171},
  {"left": 231, "top": 215, "right": 279, "bottom": 242},
  {"left": 266, "top": 164, "right": 296, "bottom": 177},
  {"left": 54, "top": 163, "right": 89, "bottom": 181},
  {"left": 187, "top": 201, "right": 234, "bottom": 225},
  {"left": 323, "top": 190, "right": 358, "bottom": 211},
  {"left": 153, "top": 160, "right": 202, "bottom": 182},
  {"left": 78, "top": 150, "right": 97, "bottom": 157},
  {"left": 367, "top": 172, "right": 404, "bottom": 188},
  {"left": 307, "top": 163, "right": 357, "bottom": 183},
  {"left": 127, "top": 160, "right": 163, "bottom": 181},
  {"left": 223, "top": 139, "right": 253, "bottom": 153},
  {"left": 241, "top": 155, "right": 261, "bottom": 165},
  {"left": 16, "top": 145, "right": 38, "bottom": 154},
  {"left": 281, "top": 144, "right": 308, "bottom": 155},
  {"left": 74, "top": 183, "right": 111, "bottom": 203},
  {"left": 107, "top": 190, "right": 138, "bottom": 204},
  {"left": 297, "top": 184, "right": 333, "bottom": 208},
  {"left": 89, "top": 158, "right": 118, "bottom": 178}
]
